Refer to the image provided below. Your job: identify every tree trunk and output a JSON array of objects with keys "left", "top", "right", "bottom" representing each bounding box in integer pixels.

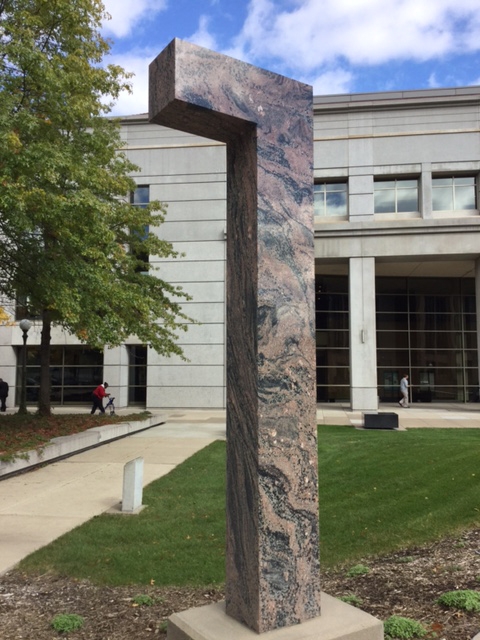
[{"left": 38, "top": 310, "right": 52, "bottom": 416}]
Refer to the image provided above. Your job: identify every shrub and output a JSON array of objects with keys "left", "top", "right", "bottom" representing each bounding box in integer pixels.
[
  {"left": 346, "top": 564, "right": 369, "bottom": 577},
  {"left": 384, "top": 615, "right": 427, "bottom": 639},
  {"left": 437, "top": 590, "right": 480, "bottom": 612},
  {"left": 339, "top": 594, "right": 362, "bottom": 607},
  {"left": 132, "top": 594, "right": 155, "bottom": 606},
  {"left": 51, "top": 613, "right": 85, "bottom": 633}
]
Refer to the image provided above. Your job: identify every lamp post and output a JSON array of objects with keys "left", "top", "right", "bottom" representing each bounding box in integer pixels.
[{"left": 18, "top": 319, "right": 32, "bottom": 415}]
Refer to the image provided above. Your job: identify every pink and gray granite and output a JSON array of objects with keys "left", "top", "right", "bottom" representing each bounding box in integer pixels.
[{"left": 150, "top": 39, "right": 321, "bottom": 634}]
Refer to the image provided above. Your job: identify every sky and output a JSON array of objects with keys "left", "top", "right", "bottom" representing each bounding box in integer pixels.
[{"left": 100, "top": 0, "right": 480, "bottom": 116}]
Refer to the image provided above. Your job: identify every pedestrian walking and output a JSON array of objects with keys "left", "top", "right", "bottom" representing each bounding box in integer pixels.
[
  {"left": 399, "top": 374, "right": 409, "bottom": 408},
  {"left": 90, "top": 382, "right": 110, "bottom": 414}
]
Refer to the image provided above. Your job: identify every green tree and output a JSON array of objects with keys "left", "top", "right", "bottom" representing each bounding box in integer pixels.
[{"left": 0, "top": 0, "right": 192, "bottom": 415}]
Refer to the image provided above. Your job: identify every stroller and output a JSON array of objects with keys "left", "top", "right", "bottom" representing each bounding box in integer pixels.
[{"left": 105, "top": 396, "right": 115, "bottom": 416}]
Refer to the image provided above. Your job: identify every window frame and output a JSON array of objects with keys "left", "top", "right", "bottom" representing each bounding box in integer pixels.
[
  {"left": 130, "top": 185, "right": 150, "bottom": 274},
  {"left": 314, "top": 180, "right": 348, "bottom": 218},
  {"left": 432, "top": 175, "right": 477, "bottom": 212},
  {"left": 374, "top": 177, "right": 419, "bottom": 215}
]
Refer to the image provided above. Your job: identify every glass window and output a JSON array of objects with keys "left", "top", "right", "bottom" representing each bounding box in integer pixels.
[
  {"left": 316, "top": 331, "right": 349, "bottom": 348},
  {"left": 316, "top": 312, "right": 349, "bottom": 330},
  {"left": 316, "top": 349, "right": 350, "bottom": 367},
  {"left": 464, "top": 333, "right": 478, "bottom": 349},
  {"left": 410, "top": 313, "right": 461, "bottom": 331},
  {"left": 376, "top": 276, "right": 477, "bottom": 403},
  {"left": 128, "top": 345, "right": 147, "bottom": 404},
  {"left": 316, "top": 367, "right": 350, "bottom": 385},
  {"left": 432, "top": 176, "right": 476, "bottom": 211},
  {"left": 410, "top": 332, "right": 463, "bottom": 349},
  {"left": 376, "top": 313, "right": 408, "bottom": 331},
  {"left": 314, "top": 181, "right": 347, "bottom": 217},
  {"left": 317, "top": 295, "right": 348, "bottom": 313},
  {"left": 130, "top": 186, "right": 150, "bottom": 273},
  {"left": 16, "top": 346, "right": 104, "bottom": 406},
  {"left": 377, "top": 332, "right": 409, "bottom": 349},
  {"left": 410, "top": 350, "right": 464, "bottom": 368},
  {"left": 409, "top": 295, "right": 460, "bottom": 314},
  {"left": 376, "top": 295, "right": 408, "bottom": 313},
  {"left": 130, "top": 185, "right": 150, "bottom": 207},
  {"left": 374, "top": 179, "right": 418, "bottom": 214},
  {"left": 377, "top": 351, "right": 410, "bottom": 367}
]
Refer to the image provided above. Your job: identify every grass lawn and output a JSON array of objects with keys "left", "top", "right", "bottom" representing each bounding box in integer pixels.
[
  {"left": 0, "top": 411, "right": 150, "bottom": 461},
  {"left": 17, "top": 424, "right": 480, "bottom": 587}
]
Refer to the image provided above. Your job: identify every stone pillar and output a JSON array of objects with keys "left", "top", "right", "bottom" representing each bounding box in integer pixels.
[
  {"left": 349, "top": 257, "right": 378, "bottom": 411},
  {"left": 150, "top": 39, "right": 383, "bottom": 640},
  {"left": 150, "top": 39, "right": 320, "bottom": 633}
]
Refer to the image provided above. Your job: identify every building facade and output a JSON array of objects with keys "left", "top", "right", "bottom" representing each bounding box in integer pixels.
[{"left": 2, "top": 85, "right": 480, "bottom": 410}]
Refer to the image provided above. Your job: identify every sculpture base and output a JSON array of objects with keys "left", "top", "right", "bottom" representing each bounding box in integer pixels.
[
  {"left": 166, "top": 593, "right": 383, "bottom": 640},
  {"left": 363, "top": 412, "right": 398, "bottom": 429}
]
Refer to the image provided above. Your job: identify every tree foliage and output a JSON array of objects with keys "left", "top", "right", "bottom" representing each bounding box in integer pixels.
[{"left": 0, "top": 0, "right": 192, "bottom": 413}]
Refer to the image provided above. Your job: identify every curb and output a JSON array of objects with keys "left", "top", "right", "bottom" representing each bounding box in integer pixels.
[{"left": 0, "top": 414, "right": 166, "bottom": 480}]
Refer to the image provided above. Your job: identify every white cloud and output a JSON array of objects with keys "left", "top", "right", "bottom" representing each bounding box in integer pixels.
[
  {"left": 428, "top": 73, "right": 441, "bottom": 88},
  {"left": 102, "top": 0, "right": 168, "bottom": 38},
  {"left": 104, "top": 12, "right": 222, "bottom": 116},
  {"left": 233, "top": 0, "right": 480, "bottom": 71},
  {"left": 188, "top": 15, "right": 218, "bottom": 51},
  {"left": 309, "top": 68, "right": 354, "bottom": 95},
  {"left": 105, "top": 50, "right": 156, "bottom": 116}
]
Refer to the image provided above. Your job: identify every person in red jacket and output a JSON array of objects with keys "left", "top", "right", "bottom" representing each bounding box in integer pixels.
[{"left": 91, "top": 382, "right": 110, "bottom": 415}]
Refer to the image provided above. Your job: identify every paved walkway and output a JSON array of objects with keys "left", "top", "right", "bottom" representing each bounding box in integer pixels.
[
  {"left": 317, "top": 402, "right": 480, "bottom": 429},
  {"left": 0, "top": 404, "right": 479, "bottom": 576}
]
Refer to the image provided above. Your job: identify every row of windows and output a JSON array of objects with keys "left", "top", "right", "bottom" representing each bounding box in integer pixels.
[
  {"left": 315, "top": 275, "right": 478, "bottom": 403},
  {"left": 317, "top": 314, "right": 478, "bottom": 332},
  {"left": 17, "top": 345, "right": 147, "bottom": 406},
  {"left": 314, "top": 176, "right": 477, "bottom": 216},
  {"left": 317, "top": 330, "right": 478, "bottom": 350}
]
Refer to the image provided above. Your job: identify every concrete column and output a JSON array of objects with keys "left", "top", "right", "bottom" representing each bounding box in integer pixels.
[
  {"left": 348, "top": 173, "right": 374, "bottom": 222},
  {"left": 103, "top": 346, "right": 129, "bottom": 408},
  {"left": 349, "top": 257, "right": 378, "bottom": 411},
  {"left": 421, "top": 164, "right": 432, "bottom": 219},
  {"left": 475, "top": 259, "right": 480, "bottom": 395}
]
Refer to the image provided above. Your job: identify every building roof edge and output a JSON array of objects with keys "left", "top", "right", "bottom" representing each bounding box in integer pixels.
[{"left": 313, "top": 85, "right": 480, "bottom": 112}]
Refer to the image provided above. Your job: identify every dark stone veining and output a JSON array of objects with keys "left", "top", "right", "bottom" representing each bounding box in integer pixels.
[{"left": 149, "top": 38, "right": 321, "bottom": 634}]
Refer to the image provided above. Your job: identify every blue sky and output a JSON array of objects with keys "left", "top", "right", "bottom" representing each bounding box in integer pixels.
[{"left": 101, "top": 0, "right": 480, "bottom": 116}]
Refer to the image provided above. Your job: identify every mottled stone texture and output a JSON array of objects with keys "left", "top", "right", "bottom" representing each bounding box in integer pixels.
[{"left": 150, "top": 39, "right": 320, "bottom": 634}]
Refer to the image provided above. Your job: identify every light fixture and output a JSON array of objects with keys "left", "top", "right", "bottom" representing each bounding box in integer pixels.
[{"left": 18, "top": 319, "right": 32, "bottom": 414}]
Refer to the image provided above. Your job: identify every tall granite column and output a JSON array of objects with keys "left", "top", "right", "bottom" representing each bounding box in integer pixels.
[{"left": 149, "top": 39, "right": 321, "bottom": 634}]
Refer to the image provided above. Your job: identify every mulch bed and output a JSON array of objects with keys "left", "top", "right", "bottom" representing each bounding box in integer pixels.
[{"left": 1, "top": 529, "right": 479, "bottom": 639}]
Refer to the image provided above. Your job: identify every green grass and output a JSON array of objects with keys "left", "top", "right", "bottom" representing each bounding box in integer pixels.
[
  {"left": 318, "top": 425, "right": 480, "bottom": 564},
  {"left": 18, "top": 426, "right": 480, "bottom": 586},
  {"left": 20, "top": 440, "right": 227, "bottom": 586}
]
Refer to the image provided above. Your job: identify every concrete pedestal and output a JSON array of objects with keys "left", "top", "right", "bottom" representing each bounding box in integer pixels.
[
  {"left": 166, "top": 594, "right": 383, "bottom": 640},
  {"left": 363, "top": 413, "right": 398, "bottom": 430}
]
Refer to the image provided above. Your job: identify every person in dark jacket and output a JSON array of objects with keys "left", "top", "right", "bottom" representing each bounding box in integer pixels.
[
  {"left": 0, "top": 378, "right": 8, "bottom": 412},
  {"left": 90, "top": 382, "right": 110, "bottom": 414}
]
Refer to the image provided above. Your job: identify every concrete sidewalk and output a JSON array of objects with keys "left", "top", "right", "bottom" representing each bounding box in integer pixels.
[
  {"left": 0, "top": 410, "right": 227, "bottom": 575},
  {"left": 0, "top": 403, "right": 479, "bottom": 576}
]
